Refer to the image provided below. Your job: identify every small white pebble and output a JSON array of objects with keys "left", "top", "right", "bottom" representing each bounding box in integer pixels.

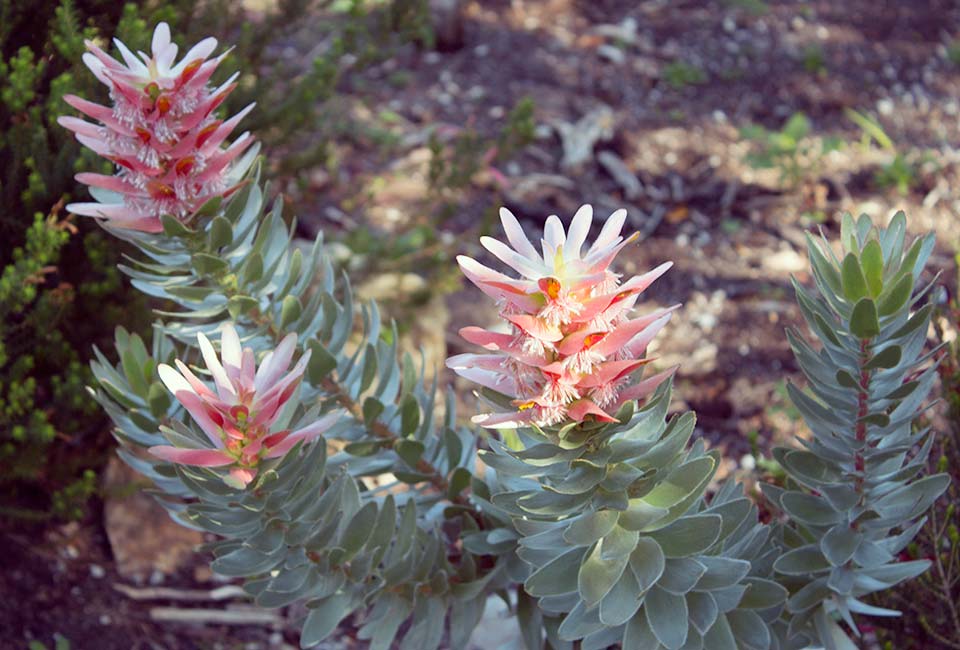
[
  {"left": 90, "top": 564, "right": 106, "bottom": 579},
  {"left": 738, "top": 343, "right": 750, "bottom": 356},
  {"left": 740, "top": 454, "right": 757, "bottom": 471},
  {"left": 876, "top": 98, "right": 894, "bottom": 116}
]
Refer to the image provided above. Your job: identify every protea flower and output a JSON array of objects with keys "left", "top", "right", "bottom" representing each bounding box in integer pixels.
[
  {"left": 149, "top": 324, "right": 338, "bottom": 486},
  {"left": 447, "top": 205, "right": 677, "bottom": 428},
  {"left": 58, "top": 23, "right": 255, "bottom": 232}
]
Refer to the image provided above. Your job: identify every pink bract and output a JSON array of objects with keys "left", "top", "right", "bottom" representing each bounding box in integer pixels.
[
  {"left": 59, "top": 23, "right": 255, "bottom": 232},
  {"left": 447, "top": 205, "right": 678, "bottom": 428},
  {"left": 149, "top": 324, "right": 338, "bottom": 486}
]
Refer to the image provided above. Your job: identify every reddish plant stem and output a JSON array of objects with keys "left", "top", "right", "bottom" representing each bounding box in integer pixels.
[
  {"left": 240, "top": 298, "right": 480, "bottom": 516},
  {"left": 853, "top": 337, "right": 872, "bottom": 526},
  {"left": 318, "top": 375, "right": 483, "bottom": 520}
]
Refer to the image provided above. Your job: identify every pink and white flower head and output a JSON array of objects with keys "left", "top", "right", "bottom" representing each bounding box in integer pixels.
[
  {"left": 149, "top": 323, "right": 338, "bottom": 487},
  {"left": 447, "top": 205, "right": 678, "bottom": 429},
  {"left": 58, "top": 23, "right": 255, "bottom": 232}
]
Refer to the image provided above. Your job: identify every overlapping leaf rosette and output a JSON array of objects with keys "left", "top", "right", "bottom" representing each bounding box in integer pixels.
[
  {"left": 450, "top": 206, "right": 786, "bottom": 650},
  {"left": 765, "top": 212, "right": 949, "bottom": 648},
  {"left": 59, "top": 23, "right": 256, "bottom": 232}
]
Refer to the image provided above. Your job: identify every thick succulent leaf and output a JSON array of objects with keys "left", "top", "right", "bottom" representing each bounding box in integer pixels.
[
  {"left": 647, "top": 515, "right": 722, "bottom": 557},
  {"left": 645, "top": 586, "right": 689, "bottom": 650},
  {"left": 301, "top": 591, "right": 355, "bottom": 648},
  {"left": 579, "top": 541, "right": 630, "bottom": 606},
  {"left": 629, "top": 537, "right": 666, "bottom": 591},
  {"left": 525, "top": 547, "right": 587, "bottom": 597},
  {"left": 774, "top": 545, "right": 830, "bottom": 576}
]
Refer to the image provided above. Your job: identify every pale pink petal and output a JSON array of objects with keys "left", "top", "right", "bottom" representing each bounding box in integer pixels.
[
  {"left": 74, "top": 134, "right": 112, "bottom": 156},
  {"left": 615, "top": 366, "right": 678, "bottom": 406},
  {"left": 254, "top": 332, "right": 297, "bottom": 392},
  {"left": 172, "top": 359, "right": 230, "bottom": 407},
  {"left": 195, "top": 103, "right": 255, "bottom": 154},
  {"left": 456, "top": 256, "right": 540, "bottom": 311},
  {"left": 229, "top": 467, "right": 257, "bottom": 486},
  {"left": 175, "top": 391, "right": 226, "bottom": 446},
  {"left": 472, "top": 410, "right": 535, "bottom": 429},
  {"left": 573, "top": 265, "right": 673, "bottom": 323},
  {"left": 148, "top": 445, "right": 233, "bottom": 466},
  {"left": 446, "top": 353, "right": 515, "bottom": 373},
  {"left": 566, "top": 399, "right": 618, "bottom": 423},
  {"left": 265, "top": 411, "right": 341, "bottom": 458},
  {"left": 591, "top": 312, "right": 672, "bottom": 358},
  {"left": 459, "top": 327, "right": 516, "bottom": 351},
  {"left": 448, "top": 366, "right": 519, "bottom": 396},
  {"left": 75, "top": 173, "right": 143, "bottom": 196},
  {"left": 503, "top": 313, "right": 563, "bottom": 343},
  {"left": 576, "top": 359, "right": 652, "bottom": 389},
  {"left": 66, "top": 201, "right": 140, "bottom": 219},
  {"left": 240, "top": 348, "right": 256, "bottom": 390},
  {"left": 622, "top": 314, "right": 673, "bottom": 357},
  {"left": 218, "top": 323, "right": 243, "bottom": 382}
]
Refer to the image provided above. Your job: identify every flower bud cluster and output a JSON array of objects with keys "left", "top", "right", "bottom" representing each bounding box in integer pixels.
[
  {"left": 149, "top": 324, "right": 337, "bottom": 486},
  {"left": 59, "top": 23, "right": 254, "bottom": 231},
  {"left": 448, "top": 205, "right": 676, "bottom": 428}
]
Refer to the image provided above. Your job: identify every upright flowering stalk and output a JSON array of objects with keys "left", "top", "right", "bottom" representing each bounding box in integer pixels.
[
  {"left": 447, "top": 205, "right": 677, "bottom": 428},
  {"left": 58, "top": 23, "right": 255, "bottom": 232},
  {"left": 150, "top": 324, "right": 338, "bottom": 487}
]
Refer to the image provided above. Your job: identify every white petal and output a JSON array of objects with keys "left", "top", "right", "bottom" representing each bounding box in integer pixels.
[
  {"left": 219, "top": 323, "right": 242, "bottom": 370},
  {"left": 112, "top": 39, "right": 148, "bottom": 76},
  {"left": 171, "top": 37, "right": 219, "bottom": 76},
  {"left": 499, "top": 207, "right": 540, "bottom": 260},
  {"left": 198, "top": 331, "right": 235, "bottom": 399},
  {"left": 155, "top": 42, "right": 179, "bottom": 77},
  {"left": 81, "top": 53, "right": 111, "bottom": 86},
  {"left": 564, "top": 204, "right": 593, "bottom": 261},
  {"left": 152, "top": 23, "right": 172, "bottom": 57},
  {"left": 540, "top": 214, "right": 567, "bottom": 262},
  {"left": 158, "top": 363, "right": 194, "bottom": 396},
  {"left": 589, "top": 208, "right": 627, "bottom": 254},
  {"left": 480, "top": 236, "right": 546, "bottom": 279},
  {"left": 451, "top": 366, "right": 518, "bottom": 396}
]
